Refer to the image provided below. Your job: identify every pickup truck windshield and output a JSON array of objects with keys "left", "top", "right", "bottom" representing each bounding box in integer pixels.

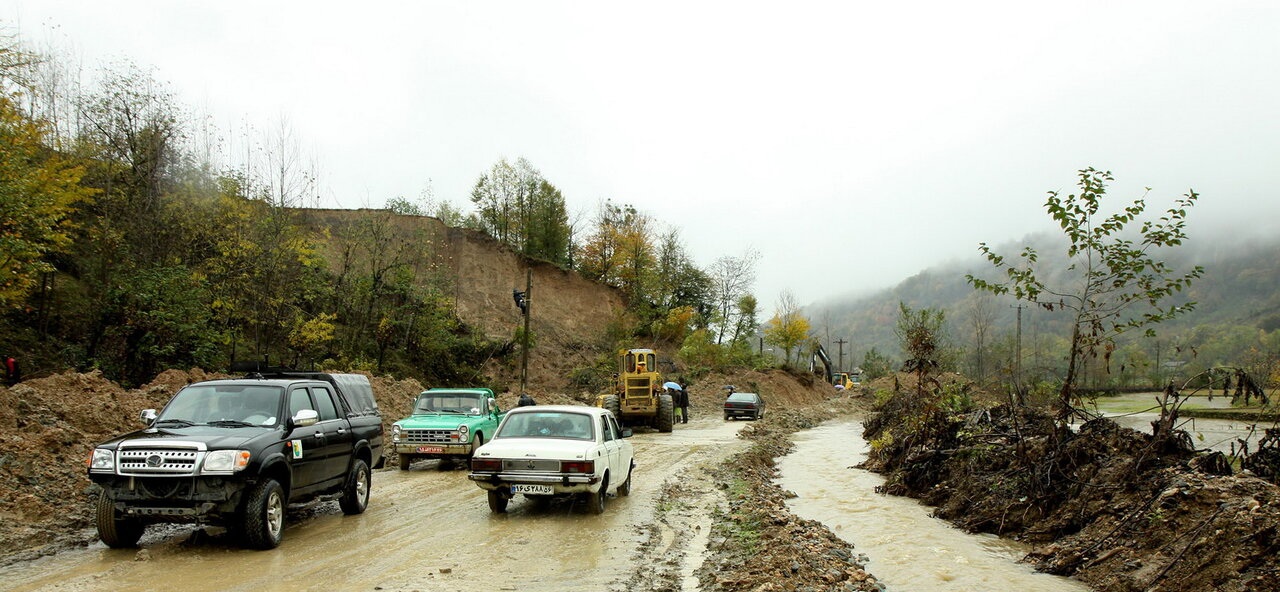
[
  {"left": 158, "top": 384, "right": 285, "bottom": 427},
  {"left": 414, "top": 393, "right": 485, "bottom": 415}
]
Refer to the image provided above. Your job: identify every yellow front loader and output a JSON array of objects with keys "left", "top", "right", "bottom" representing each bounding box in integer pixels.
[{"left": 595, "top": 348, "right": 674, "bottom": 433}]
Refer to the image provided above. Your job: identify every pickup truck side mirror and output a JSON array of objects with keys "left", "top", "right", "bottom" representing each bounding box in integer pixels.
[
  {"left": 621, "top": 428, "right": 633, "bottom": 438},
  {"left": 488, "top": 398, "right": 498, "bottom": 413},
  {"left": 139, "top": 409, "right": 157, "bottom": 425},
  {"left": 291, "top": 408, "right": 320, "bottom": 428}
]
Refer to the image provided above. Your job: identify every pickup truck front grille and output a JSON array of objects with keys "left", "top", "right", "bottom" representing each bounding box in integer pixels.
[
  {"left": 118, "top": 448, "right": 202, "bottom": 476},
  {"left": 402, "top": 429, "right": 456, "bottom": 444}
]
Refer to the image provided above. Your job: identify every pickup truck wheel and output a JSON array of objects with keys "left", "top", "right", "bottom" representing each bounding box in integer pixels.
[
  {"left": 242, "top": 479, "right": 285, "bottom": 549},
  {"left": 487, "top": 489, "right": 508, "bottom": 513},
  {"left": 397, "top": 454, "right": 413, "bottom": 470},
  {"left": 95, "top": 490, "right": 144, "bottom": 548},
  {"left": 338, "top": 459, "right": 370, "bottom": 515},
  {"left": 617, "top": 466, "right": 632, "bottom": 496}
]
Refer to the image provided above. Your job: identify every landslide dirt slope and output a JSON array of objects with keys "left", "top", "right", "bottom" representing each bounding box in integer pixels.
[{"left": 306, "top": 209, "right": 626, "bottom": 394}]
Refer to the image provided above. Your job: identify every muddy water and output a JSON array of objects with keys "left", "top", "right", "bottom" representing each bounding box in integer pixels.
[
  {"left": 777, "top": 421, "right": 1090, "bottom": 592},
  {"left": 1091, "top": 392, "right": 1276, "bottom": 454},
  {"left": 0, "top": 417, "right": 748, "bottom": 592}
]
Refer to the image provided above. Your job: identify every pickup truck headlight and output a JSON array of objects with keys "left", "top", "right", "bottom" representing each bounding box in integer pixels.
[
  {"left": 392, "top": 424, "right": 402, "bottom": 443},
  {"left": 457, "top": 424, "right": 469, "bottom": 436},
  {"left": 202, "top": 450, "right": 251, "bottom": 474},
  {"left": 88, "top": 448, "right": 115, "bottom": 472}
]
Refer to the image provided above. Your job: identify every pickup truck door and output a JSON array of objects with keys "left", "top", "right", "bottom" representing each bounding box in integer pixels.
[
  {"left": 285, "top": 386, "right": 353, "bottom": 494},
  {"left": 285, "top": 387, "right": 323, "bottom": 493},
  {"left": 309, "top": 385, "right": 354, "bottom": 489}
]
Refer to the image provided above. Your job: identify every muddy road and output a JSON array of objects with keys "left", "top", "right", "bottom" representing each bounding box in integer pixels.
[{"left": 1, "top": 417, "right": 749, "bottom": 592}]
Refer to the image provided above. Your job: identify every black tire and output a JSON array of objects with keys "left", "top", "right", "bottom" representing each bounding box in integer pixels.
[
  {"left": 602, "top": 395, "right": 621, "bottom": 423},
  {"left": 338, "top": 458, "right": 370, "bottom": 515},
  {"left": 487, "top": 489, "right": 509, "bottom": 513},
  {"left": 397, "top": 453, "right": 412, "bottom": 470},
  {"left": 584, "top": 479, "right": 608, "bottom": 515},
  {"left": 469, "top": 433, "right": 485, "bottom": 459},
  {"left": 241, "top": 479, "right": 285, "bottom": 549},
  {"left": 724, "top": 413, "right": 730, "bottom": 421},
  {"left": 95, "top": 490, "right": 144, "bottom": 548},
  {"left": 655, "top": 394, "right": 674, "bottom": 433},
  {"left": 617, "top": 465, "right": 632, "bottom": 496}
]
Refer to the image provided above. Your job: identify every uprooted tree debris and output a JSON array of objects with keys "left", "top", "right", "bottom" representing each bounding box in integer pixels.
[{"left": 860, "top": 373, "right": 1280, "bottom": 592}]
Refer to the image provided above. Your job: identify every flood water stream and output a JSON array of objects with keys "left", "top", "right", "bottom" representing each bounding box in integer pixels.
[
  {"left": 776, "top": 421, "right": 1090, "bottom": 592},
  {"left": 1090, "top": 392, "right": 1278, "bottom": 455}
]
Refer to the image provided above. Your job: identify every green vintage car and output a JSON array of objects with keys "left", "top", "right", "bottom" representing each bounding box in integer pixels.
[{"left": 391, "top": 388, "right": 503, "bottom": 470}]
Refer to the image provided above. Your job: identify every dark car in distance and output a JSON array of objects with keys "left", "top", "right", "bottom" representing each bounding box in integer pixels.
[{"left": 724, "top": 392, "right": 765, "bottom": 420}]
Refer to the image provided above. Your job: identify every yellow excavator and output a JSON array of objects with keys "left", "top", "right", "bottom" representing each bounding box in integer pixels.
[{"left": 596, "top": 348, "right": 674, "bottom": 433}]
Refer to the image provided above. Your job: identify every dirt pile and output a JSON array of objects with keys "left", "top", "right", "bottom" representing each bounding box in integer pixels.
[{"left": 861, "top": 375, "right": 1280, "bottom": 591}]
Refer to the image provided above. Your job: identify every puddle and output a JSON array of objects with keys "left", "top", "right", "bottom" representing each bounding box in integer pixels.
[{"left": 776, "top": 421, "right": 1090, "bottom": 592}]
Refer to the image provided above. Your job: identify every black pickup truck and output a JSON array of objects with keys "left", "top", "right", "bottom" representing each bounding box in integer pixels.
[{"left": 87, "top": 371, "right": 383, "bottom": 549}]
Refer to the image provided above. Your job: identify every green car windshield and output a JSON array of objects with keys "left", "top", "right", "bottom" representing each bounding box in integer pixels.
[{"left": 414, "top": 392, "right": 486, "bottom": 415}]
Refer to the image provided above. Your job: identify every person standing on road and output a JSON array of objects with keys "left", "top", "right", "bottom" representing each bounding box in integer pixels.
[
  {"left": 676, "top": 380, "right": 690, "bottom": 424},
  {"left": 517, "top": 392, "right": 537, "bottom": 406}
]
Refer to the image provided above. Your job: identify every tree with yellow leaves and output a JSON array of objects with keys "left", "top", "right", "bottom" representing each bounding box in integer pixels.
[
  {"left": 0, "top": 91, "right": 95, "bottom": 309},
  {"left": 763, "top": 290, "right": 810, "bottom": 366}
]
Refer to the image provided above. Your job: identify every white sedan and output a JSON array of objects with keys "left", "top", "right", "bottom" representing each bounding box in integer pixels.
[{"left": 468, "top": 405, "right": 635, "bottom": 514}]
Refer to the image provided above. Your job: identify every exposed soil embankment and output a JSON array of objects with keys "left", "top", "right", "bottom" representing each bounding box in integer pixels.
[{"left": 861, "top": 374, "right": 1280, "bottom": 591}]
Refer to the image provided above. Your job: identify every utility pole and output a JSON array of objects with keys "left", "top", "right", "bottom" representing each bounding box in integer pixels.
[
  {"left": 513, "top": 268, "right": 532, "bottom": 393},
  {"left": 521, "top": 268, "right": 531, "bottom": 393},
  {"left": 834, "top": 338, "right": 848, "bottom": 373}
]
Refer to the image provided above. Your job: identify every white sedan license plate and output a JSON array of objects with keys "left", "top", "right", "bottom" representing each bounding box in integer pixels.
[{"left": 511, "top": 484, "right": 553, "bottom": 495}]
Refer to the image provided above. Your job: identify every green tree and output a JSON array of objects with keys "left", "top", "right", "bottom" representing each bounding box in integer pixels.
[
  {"left": 967, "top": 168, "right": 1203, "bottom": 416},
  {"left": 894, "top": 302, "right": 946, "bottom": 395},
  {"left": 861, "top": 347, "right": 893, "bottom": 381},
  {"left": 0, "top": 92, "right": 94, "bottom": 309},
  {"left": 470, "top": 157, "right": 571, "bottom": 264}
]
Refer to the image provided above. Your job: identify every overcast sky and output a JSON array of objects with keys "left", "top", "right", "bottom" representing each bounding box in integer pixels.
[{"left": 5, "top": 1, "right": 1279, "bottom": 314}]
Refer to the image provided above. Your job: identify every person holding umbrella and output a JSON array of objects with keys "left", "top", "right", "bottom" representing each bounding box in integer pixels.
[{"left": 664, "top": 379, "right": 689, "bottom": 424}]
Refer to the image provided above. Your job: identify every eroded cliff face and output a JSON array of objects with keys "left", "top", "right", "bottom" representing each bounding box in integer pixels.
[{"left": 306, "top": 209, "right": 626, "bottom": 393}]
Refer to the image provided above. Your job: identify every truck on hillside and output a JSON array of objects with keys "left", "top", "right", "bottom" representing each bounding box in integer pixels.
[
  {"left": 596, "top": 348, "right": 674, "bottom": 433},
  {"left": 87, "top": 371, "right": 384, "bottom": 549},
  {"left": 391, "top": 387, "right": 503, "bottom": 469}
]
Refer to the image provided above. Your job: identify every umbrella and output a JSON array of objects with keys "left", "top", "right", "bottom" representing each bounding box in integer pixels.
[{"left": 663, "top": 381, "right": 682, "bottom": 391}]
